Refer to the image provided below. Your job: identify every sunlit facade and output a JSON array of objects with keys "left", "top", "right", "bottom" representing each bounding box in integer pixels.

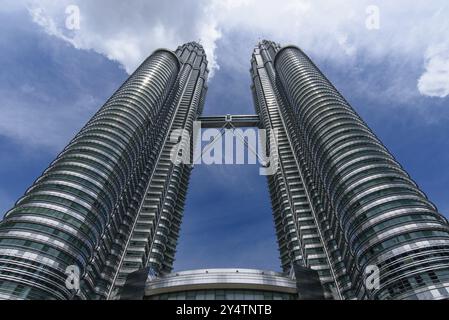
[
  {"left": 0, "top": 42, "right": 208, "bottom": 300},
  {"left": 251, "top": 40, "right": 449, "bottom": 300}
]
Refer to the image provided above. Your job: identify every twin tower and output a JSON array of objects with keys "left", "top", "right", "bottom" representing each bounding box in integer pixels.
[{"left": 1, "top": 41, "right": 449, "bottom": 300}]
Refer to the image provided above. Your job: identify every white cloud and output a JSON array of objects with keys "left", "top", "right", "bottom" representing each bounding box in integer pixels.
[
  {"left": 336, "top": 34, "right": 357, "bottom": 56},
  {"left": 19, "top": 0, "right": 449, "bottom": 98},
  {"left": 418, "top": 44, "right": 449, "bottom": 98},
  {"left": 28, "top": 6, "right": 73, "bottom": 43},
  {"left": 24, "top": 0, "right": 222, "bottom": 75}
]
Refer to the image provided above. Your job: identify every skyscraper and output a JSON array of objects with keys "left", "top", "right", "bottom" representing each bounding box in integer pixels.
[
  {"left": 0, "top": 42, "right": 208, "bottom": 300},
  {"left": 0, "top": 40, "right": 448, "bottom": 300},
  {"left": 251, "top": 40, "right": 449, "bottom": 300}
]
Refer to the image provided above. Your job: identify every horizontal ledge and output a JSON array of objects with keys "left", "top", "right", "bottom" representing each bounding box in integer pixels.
[{"left": 197, "top": 114, "right": 260, "bottom": 128}]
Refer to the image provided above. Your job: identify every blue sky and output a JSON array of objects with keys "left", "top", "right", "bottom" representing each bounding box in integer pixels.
[{"left": 0, "top": 1, "right": 449, "bottom": 273}]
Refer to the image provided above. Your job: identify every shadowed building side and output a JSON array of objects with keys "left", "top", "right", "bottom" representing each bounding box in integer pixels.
[
  {"left": 109, "top": 43, "right": 209, "bottom": 298},
  {"left": 251, "top": 41, "right": 349, "bottom": 299}
]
